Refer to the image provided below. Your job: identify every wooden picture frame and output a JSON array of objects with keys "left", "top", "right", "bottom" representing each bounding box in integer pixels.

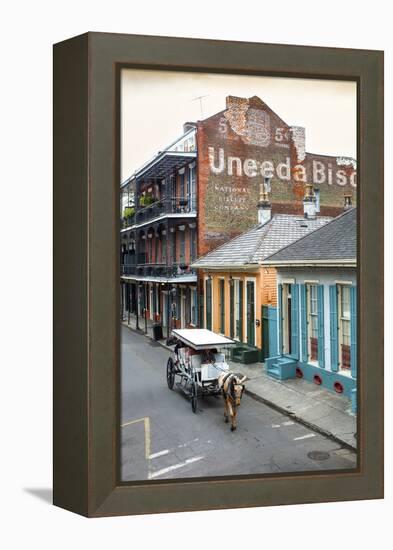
[{"left": 53, "top": 32, "right": 383, "bottom": 517}]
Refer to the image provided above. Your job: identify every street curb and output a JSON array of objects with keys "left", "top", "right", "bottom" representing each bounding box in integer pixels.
[
  {"left": 245, "top": 388, "right": 357, "bottom": 453},
  {"left": 122, "top": 322, "right": 357, "bottom": 454}
]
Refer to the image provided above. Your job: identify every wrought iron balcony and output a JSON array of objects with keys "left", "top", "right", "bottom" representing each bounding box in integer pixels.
[
  {"left": 121, "top": 263, "right": 137, "bottom": 275},
  {"left": 121, "top": 214, "right": 135, "bottom": 229},
  {"left": 121, "top": 262, "right": 196, "bottom": 280},
  {"left": 134, "top": 195, "right": 196, "bottom": 225}
]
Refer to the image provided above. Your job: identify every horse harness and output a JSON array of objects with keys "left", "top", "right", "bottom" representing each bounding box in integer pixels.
[{"left": 221, "top": 373, "right": 245, "bottom": 401}]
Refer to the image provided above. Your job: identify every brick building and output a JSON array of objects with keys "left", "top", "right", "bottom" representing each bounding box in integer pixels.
[{"left": 120, "top": 95, "right": 356, "bottom": 337}]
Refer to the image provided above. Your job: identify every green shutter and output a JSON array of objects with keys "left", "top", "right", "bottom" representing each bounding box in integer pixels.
[
  {"left": 220, "top": 279, "right": 225, "bottom": 333},
  {"left": 239, "top": 281, "right": 243, "bottom": 342},
  {"left": 230, "top": 283, "right": 234, "bottom": 338},
  {"left": 300, "top": 284, "right": 308, "bottom": 362},
  {"left": 291, "top": 284, "right": 299, "bottom": 359},
  {"left": 329, "top": 285, "right": 339, "bottom": 371},
  {"left": 278, "top": 284, "right": 283, "bottom": 355},
  {"left": 317, "top": 285, "right": 325, "bottom": 367},
  {"left": 246, "top": 281, "right": 255, "bottom": 346},
  {"left": 350, "top": 286, "right": 357, "bottom": 379},
  {"left": 206, "top": 279, "right": 212, "bottom": 330}
]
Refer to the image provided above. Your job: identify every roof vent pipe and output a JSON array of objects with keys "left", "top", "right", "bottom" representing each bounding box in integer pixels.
[
  {"left": 303, "top": 184, "right": 317, "bottom": 219},
  {"left": 258, "top": 178, "right": 272, "bottom": 225},
  {"left": 344, "top": 194, "right": 353, "bottom": 210}
]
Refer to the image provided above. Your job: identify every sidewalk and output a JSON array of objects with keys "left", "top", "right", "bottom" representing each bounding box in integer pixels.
[
  {"left": 122, "top": 320, "right": 357, "bottom": 451},
  {"left": 232, "top": 361, "right": 357, "bottom": 450}
]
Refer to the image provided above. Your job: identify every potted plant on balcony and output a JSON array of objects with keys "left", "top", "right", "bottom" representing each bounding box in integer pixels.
[
  {"left": 140, "top": 193, "right": 155, "bottom": 207},
  {"left": 123, "top": 206, "right": 135, "bottom": 225}
]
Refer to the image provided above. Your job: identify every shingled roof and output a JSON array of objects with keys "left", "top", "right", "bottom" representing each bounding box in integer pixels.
[
  {"left": 191, "top": 214, "right": 332, "bottom": 269},
  {"left": 263, "top": 208, "right": 356, "bottom": 265}
]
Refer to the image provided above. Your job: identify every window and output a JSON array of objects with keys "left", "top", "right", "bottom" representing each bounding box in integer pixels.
[
  {"left": 161, "top": 234, "right": 166, "bottom": 262},
  {"left": 171, "top": 231, "right": 176, "bottom": 264},
  {"left": 189, "top": 164, "right": 196, "bottom": 211},
  {"left": 307, "top": 284, "right": 318, "bottom": 361},
  {"left": 179, "top": 230, "right": 186, "bottom": 264},
  {"left": 190, "top": 227, "right": 196, "bottom": 262},
  {"left": 338, "top": 285, "right": 351, "bottom": 370},
  {"left": 179, "top": 172, "right": 185, "bottom": 199},
  {"left": 155, "top": 235, "right": 159, "bottom": 263}
]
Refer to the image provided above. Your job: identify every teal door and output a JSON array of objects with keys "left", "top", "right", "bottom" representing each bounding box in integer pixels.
[{"left": 246, "top": 281, "right": 255, "bottom": 346}]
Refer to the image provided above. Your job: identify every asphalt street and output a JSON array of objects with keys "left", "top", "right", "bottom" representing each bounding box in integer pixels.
[{"left": 121, "top": 325, "right": 357, "bottom": 481}]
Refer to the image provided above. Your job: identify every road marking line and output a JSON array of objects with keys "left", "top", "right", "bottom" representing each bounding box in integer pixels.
[
  {"left": 144, "top": 417, "right": 151, "bottom": 460},
  {"left": 121, "top": 416, "right": 151, "bottom": 460},
  {"left": 121, "top": 417, "right": 145, "bottom": 427},
  {"left": 149, "top": 449, "right": 170, "bottom": 459},
  {"left": 282, "top": 421, "right": 295, "bottom": 426},
  {"left": 294, "top": 434, "right": 316, "bottom": 441},
  {"left": 148, "top": 456, "right": 204, "bottom": 479},
  {"left": 272, "top": 424, "right": 281, "bottom": 428}
]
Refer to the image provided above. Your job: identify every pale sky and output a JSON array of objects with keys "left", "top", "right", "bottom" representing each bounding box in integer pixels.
[{"left": 121, "top": 69, "right": 356, "bottom": 182}]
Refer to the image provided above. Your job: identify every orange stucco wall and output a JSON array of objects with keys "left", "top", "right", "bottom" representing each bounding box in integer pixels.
[{"left": 203, "top": 267, "right": 277, "bottom": 350}]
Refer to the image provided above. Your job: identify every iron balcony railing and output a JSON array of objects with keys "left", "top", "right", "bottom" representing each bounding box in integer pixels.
[
  {"left": 121, "top": 262, "right": 196, "bottom": 279},
  {"left": 121, "top": 214, "right": 135, "bottom": 229},
  {"left": 134, "top": 195, "right": 197, "bottom": 225}
]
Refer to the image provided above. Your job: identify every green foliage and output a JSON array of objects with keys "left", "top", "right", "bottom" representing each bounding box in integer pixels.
[
  {"left": 123, "top": 206, "right": 135, "bottom": 219},
  {"left": 140, "top": 193, "right": 155, "bottom": 207}
]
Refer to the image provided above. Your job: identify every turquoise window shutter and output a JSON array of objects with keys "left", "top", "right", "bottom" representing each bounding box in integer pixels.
[
  {"left": 329, "top": 285, "right": 339, "bottom": 371},
  {"left": 291, "top": 284, "right": 299, "bottom": 359},
  {"left": 278, "top": 284, "right": 283, "bottom": 355},
  {"left": 268, "top": 306, "right": 278, "bottom": 358},
  {"left": 317, "top": 285, "right": 325, "bottom": 367},
  {"left": 300, "top": 284, "right": 308, "bottom": 362},
  {"left": 350, "top": 286, "right": 357, "bottom": 379}
]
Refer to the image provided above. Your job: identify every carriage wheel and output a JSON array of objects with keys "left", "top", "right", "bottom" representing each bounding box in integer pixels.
[
  {"left": 166, "top": 358, "right": 175, "bottom": 390},
  {"left": 191, "top": 382, "right": 198, "bottom": 413}
]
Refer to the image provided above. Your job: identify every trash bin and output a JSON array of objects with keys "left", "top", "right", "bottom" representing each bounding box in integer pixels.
[{"left": 152, "top": 323, "right": 163, "bottom": 341}]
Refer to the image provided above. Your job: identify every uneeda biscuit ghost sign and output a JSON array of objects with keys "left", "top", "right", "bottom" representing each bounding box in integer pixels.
[{"left": 196, "top": 96, "right": 356, "bottom": 255}]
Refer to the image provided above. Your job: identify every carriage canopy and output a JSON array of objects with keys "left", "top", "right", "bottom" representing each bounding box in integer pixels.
[{"left": 171, "top": 328, "right": 235, "bottom": 350}]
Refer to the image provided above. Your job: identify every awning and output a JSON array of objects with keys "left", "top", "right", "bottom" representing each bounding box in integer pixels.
[{"left": 135, "top": 151, "right": 196, "bottom": 182}]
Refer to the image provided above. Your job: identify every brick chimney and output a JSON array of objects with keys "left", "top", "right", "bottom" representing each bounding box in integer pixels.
[
  {"left": 303, "top": 184, "right": 317, "bottom": 219},
  {"left": 258, "top": 178, "right": 272, "bottom": 225}
]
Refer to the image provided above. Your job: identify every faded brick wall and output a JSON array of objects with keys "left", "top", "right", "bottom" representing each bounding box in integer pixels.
[{"left": 196, "top": 95, "right": 356, "bottom": 255}]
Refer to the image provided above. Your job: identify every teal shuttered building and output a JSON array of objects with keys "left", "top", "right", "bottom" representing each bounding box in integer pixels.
[{"left": 263, "top": 208, "right": 357, "bottom": 413}]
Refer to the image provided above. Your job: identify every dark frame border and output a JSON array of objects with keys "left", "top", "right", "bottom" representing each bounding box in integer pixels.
[{"left": 53, "top": 32, "right": 383, "bottom": 517}]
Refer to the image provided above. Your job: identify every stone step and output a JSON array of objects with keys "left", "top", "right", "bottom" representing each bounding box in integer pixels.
[{"left": 267, "top": 363, "right": 281, "bottom": 379}]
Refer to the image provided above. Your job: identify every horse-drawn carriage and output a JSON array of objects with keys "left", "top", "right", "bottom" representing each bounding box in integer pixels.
[{"left": 166, "top": 328, "right": 236, "bottom": 413}]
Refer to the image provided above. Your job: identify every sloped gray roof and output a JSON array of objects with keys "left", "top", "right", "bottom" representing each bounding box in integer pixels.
[
  {"left": 264, "top": 208, "right": 356, "bottom": 264},
  {"left": 192, "top": 214, "right": 332, "bottom": 268}
]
